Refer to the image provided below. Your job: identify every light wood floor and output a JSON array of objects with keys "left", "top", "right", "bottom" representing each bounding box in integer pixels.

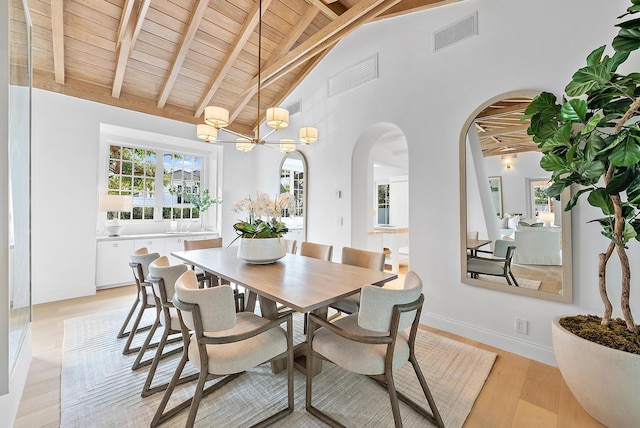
[{"left": 14, "top": 283, "right": 603, "bottom": 428}]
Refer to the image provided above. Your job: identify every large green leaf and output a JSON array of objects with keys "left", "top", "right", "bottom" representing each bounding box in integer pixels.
[
  {"left": 613, "top": 27, "right": 640, "bottom": 52},
  {"left": 560, "top": 99, "right": 588, "bottom": 122},
  {"left": 546, "top": 181, "right": 566, "bottom": 199},
  {"left": 586, "top": 45, "right": 606, "bottom": 66},
  {"left": 587, "top": 188, "right": 615, "bottom": 215},
  {"left": 566, "top": 65, "right": 612, "bottom": 96},
  {"left": 609, "top": 134, "right": 640, "bottom": 166},
  {"left": 623, "top": 221, "right": 638, "bottom": 243},
  {"left": 566, "top": 188, "right": 591, "bottom": 211},
  {"left": 585, "top": 134, "right": 606, "bottom": 160},
  {"left": 581, "top": 114, "right": 602, "bottom": 136},
  {"left": 579, "top": 160, "right": 606, "bottom": 182},
  {"left": 523, "top": 92, "right": 558, "bottom": 119},
  {"left": 606, "top": 167, "right": 636, "bottom": 194},
  {"left": 627, "top": 174, "right": 640, "bottom": 204},
  {"left": 540, "top": 154, "right": 566, "bottom": 172}
]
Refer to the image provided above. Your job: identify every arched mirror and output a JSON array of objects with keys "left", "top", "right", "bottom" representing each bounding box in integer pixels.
[
  {"left": 280, "top": 151, "right": 307, "bottom": 243},
  {"left": 460, "top": 90, "right": 573, "bottom": 302}
]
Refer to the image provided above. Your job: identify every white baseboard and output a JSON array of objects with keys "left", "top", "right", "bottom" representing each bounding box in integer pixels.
[
  {"left": 33, "top": 285, "right": 95, "bottom": 305},
  {"left": 421, "top": 311, "right": 557, "bottom": 366}
]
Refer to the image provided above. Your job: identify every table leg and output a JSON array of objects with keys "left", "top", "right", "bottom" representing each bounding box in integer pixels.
[
  {"left": 258, "top": 295, "right": 287, "bottom": 374},
  {"left": 245, "top": 290, "right": 257, "bottom": 313}
]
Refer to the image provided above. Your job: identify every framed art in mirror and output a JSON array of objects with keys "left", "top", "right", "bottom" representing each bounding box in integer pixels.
[{"left": 459, "top": 90, "right": 572, "bottom": 303}]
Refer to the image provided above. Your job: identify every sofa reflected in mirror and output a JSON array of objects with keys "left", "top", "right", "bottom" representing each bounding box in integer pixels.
[{"left": 459, "top": 91, "right": 572, "bottom": 303}]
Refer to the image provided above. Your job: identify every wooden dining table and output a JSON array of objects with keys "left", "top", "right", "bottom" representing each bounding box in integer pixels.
[{"left": 171, "top": 246, "right": 398, "bottom": 375}]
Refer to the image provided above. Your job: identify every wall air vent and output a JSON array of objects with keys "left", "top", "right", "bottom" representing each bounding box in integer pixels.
[
  {"left": 433, "top": 12, "right": 478, "bottom": 53},
  {"left": 328, "top": 54, "right": 378, "bottom": 98},
  {"left": 286, "top": 100, "right": 302, "bottom": 116}
]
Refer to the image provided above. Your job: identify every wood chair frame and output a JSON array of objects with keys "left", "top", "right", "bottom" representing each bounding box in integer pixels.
[
  {"left": 151, "top": 296, "right": 294, "bottom": 428},
  {"left": 141, "top": 272, "right": 199, "bottom": 397},
  {"left": 467, "top": 245, "right": 519, "bottom": 286},
  {"left": 306, "top": 294, "right": 444, "bottom": 428}
]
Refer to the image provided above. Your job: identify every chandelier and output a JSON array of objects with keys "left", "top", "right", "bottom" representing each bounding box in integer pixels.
[{"left": 196, "top": 0, "right": 318, "bottom": 153}]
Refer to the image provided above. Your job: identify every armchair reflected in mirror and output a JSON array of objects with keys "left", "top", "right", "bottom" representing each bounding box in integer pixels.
[
  {"left": 459, "top": 91, "right": 573, "bottom": 303},
  {"left": 279, "top": 151, "right": 307, "bottom": 243}
]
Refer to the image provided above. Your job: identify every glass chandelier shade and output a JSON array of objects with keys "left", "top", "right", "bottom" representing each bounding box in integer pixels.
[
  {"left": 265, "top": 107, "right": 289, "bottom": 130},
  {"left": 204, "top": 106, "right": 230, "bottom": 129},
  {"left": 236, "top": 137, "right": 255, "bottom": 152},
  {"left": 279, "top": 139, "right": 296, "bottom": 153},
  {"left": 299, "top": 126, "right": 319, "bottom": 144}
]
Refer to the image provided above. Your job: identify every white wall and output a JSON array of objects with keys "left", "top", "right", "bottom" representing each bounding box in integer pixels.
[
  {"left": 31, "top": 90, "right": 210, "bottom": 304},
  {"left": 251, "top": 0, "right": 640, "bottom": 365}
]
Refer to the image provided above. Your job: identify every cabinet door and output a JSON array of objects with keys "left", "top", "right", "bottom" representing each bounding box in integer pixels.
[
  {"left": 96, "top": 240, "right": 135, "bottom": 288},
  {"left": 133, "top": 238, "right": 165, "bottom": 257},
  {"left": 165, "top": 236, "right": 187, "bottom": 265}
]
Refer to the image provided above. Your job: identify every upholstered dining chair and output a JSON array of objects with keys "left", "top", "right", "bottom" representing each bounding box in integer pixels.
[
  {"left": 330, "top": 247, "right": 386, "bottom": 315},
  {"left": 140, "top": 256, "right": 198, "bottom": 397},
  {"left": 305, "top": 271, "right": 444, "bottom": 428},
  {"left": 120, "top": 249, "right": 161, "bottom": 357},
  {"left": 467, "top": 239, "right": 519, "bottom": 286},
  {"left": 299, "top": 241, "right": 333, "bottom": 261},
  {"left": 183, "top": 237, "right": 244, "bottom": 311},
  {"left": 183, "top": 237, "right": 223, "bottom": 288},
  {"left": 284, "top": 238, "right": 297, "bottom": 254},
  {"left": 151, "top": 270, "right": 294, "bottom": 428}
]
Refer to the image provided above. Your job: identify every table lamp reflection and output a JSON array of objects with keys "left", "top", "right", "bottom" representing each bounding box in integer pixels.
[{"left": 99, "top": 194, "right": 133, "bottom": 236}]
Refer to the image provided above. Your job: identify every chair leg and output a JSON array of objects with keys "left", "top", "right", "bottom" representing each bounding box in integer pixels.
[
  {"left": 384, "top": 371, "right": 403, "bottom": 428},
  {"left": 509, "top": 270, "right": 519, "bottom": 287},
  {"left": 140, "top": 326, "right": 193, "bottom": 397},
  {"left": 116, "top": 297, "right": 140, "bottom": 339},
  {"left": 409, "top": 355, "right": 445, "bottom": 428},
  {"left": 131, "top": 307, "right": 183, "bottom": 371},
  {"left": 122, "top": 300, "right": 155, "bottom": 355},
  {"left": 150, "top": 347, "right": 190, "bottom": 428}
]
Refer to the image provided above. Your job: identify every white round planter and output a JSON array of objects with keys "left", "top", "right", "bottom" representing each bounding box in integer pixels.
[
  {"left": 237, "top": 237, "right": 286, "bottom": 264},
  {"left": 552, "top": 316, "right": 640, "bottom": 427}
]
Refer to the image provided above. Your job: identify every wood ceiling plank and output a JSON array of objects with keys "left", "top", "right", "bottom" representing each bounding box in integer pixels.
[
  {"left": 64, "top": 22, "right": 115, "bottom": 51},
  {"left": 129, "top": 48, "right": 172, "bottom": 70},
  {"left": 65, "top": 1, "right": 120, "bottom": 29},
  {"left": 157, "top": 0, "right": 211, "bottom": 108},
  {"left": 138, "top": 17, "right": 183, "bottom": 44},
  {"left": 145, "top": 6, "right": 191, "bottom": 33},
  {"left": 194, "top": 0, "right": 274, "bottom": 117},
  {"left": 50, "top": 0, "right": 65, "bottom": 83}
]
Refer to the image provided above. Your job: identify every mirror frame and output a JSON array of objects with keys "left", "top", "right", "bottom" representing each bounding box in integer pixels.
[
  {"left": 279, "top": 150, "right": 307, "bottom": 242},
  {"left": 459, "top": 90, "right": 573, "bottom": 303}
]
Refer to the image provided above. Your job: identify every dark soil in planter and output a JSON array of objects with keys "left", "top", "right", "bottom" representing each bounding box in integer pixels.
[{"left": 560, "top": 315, "right": 640, "bottom": 355}]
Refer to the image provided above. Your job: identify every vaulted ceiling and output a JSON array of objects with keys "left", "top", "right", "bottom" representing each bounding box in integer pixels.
[
  {"left": 18, "top": 0, "right": 461, "bottom": 136},
  {"left": 474, "top": 96, "right": 538, "bottom": 157}
]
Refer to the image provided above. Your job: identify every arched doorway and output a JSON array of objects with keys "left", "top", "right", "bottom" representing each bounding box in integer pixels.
[{"left": 351, "top": 123, "right": 408, "bottom": 272}]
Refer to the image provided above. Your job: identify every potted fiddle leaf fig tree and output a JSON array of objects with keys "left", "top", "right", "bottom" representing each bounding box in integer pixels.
[{"left": 523, "top": 2, "right": 640, "bottom": 426}]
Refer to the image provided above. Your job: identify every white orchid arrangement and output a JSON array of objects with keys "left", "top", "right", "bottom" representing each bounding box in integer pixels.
[{"left": 232, "top": 192, "right": 295, "bottom": 239}]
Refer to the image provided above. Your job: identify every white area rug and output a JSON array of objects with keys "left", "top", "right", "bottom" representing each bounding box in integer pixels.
[
  {"left": 61, "top": 308, "right": 496, "bottom": 428},
  {"left": 478, "top": 274, "right": 541, "bottom": 290}
]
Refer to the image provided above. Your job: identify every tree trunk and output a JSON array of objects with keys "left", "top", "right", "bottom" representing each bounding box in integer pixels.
[
  {"left": 599, "top": 244, "right": 614, "bottom": 327},
  {"left": 610, "top": 193, "right": 638, "bottom": 333}
]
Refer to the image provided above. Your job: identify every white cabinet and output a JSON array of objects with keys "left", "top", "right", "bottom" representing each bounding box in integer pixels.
[
  {"left": 133, "top": 238, "right": 165, "bottom": 256},
  {"left": 95, "top": 232, "right": 218, "bottom": 289},
  {"left": 95, "top": 240, "right": 135, "bottom": 288}
]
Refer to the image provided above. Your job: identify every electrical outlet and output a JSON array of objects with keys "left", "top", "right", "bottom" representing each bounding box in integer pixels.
[{"left": 515, "top": 318, "right": 529, "bottom": 335}]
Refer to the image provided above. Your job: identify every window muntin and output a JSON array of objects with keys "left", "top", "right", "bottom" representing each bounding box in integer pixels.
[{"left": 107, "top": 144, "right": 205, "bottom": 221}]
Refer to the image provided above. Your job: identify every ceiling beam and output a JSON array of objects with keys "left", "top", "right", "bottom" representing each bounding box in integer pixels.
[
  {"left": 112, "top": 0, "right": 151, "bottom": 99},
  {"left": 157, "top": 0, "right": 211, "bottom": 109},
  {"left": 380, "top": 0, "right": 462, "bottom": 20},
  {"left": 194, "top": 0, "right": 274, "bottom": 117},
  {"left": 115, "top": 0, "right": 135, "bottom": 51},
  {"left": 50, "top": 0, "right": 65, "bottom": 84},
  {"left": 229, "top": 6, "right": 321, "bottom": 124},
  {"left": 477, "top": 123, "right": 530, "bottom": 138},
  {"left": 32, "top": 69, "right": 264, "bottom": 135},
  {"left": 307, "top": 0, "right": 339, "bottom": 19},
  {"left": 240, "top": 0, "right": 399, "bottom": 107},
  {"left": 476, "top": 102, "right": 531, "bottom": 119}
]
